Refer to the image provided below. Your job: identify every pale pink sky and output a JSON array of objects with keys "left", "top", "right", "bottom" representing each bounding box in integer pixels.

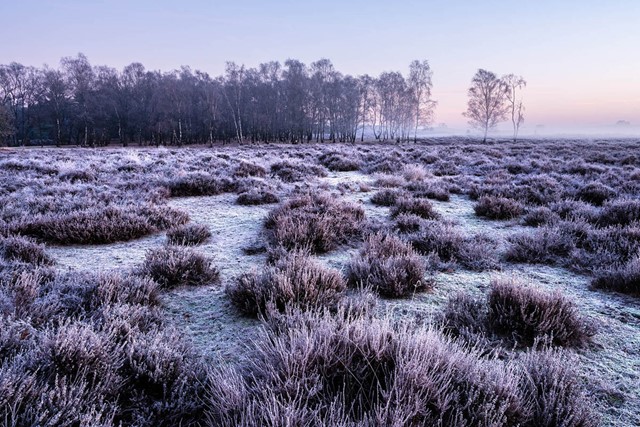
[{"left": 1, "top": 0, "right": 638, "bottom": 133}]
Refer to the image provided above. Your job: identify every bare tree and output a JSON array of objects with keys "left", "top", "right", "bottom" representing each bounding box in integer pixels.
[
  {"left": 463, "top": 69, "right": 508, "bottom": 142},
  {"left": 502, "top": 74, "right": 526, "bottom": 142},
  {"left": 408, "top": 60, "right": 436, "bottom": 142}
]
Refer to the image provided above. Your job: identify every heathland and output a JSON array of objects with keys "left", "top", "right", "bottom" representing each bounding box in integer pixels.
[{"left": 0, "top": 138, "right": 638, "bottom": 426}]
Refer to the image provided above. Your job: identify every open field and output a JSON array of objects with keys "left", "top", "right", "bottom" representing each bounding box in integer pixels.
[{"left": 1, "top": 138, "right": 639, "bottom": 426}]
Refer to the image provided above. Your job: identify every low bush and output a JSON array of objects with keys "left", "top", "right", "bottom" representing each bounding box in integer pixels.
[
  {"left": 475, "top": 196, "right": 524, "bottom": 220},
  {"left": 166, "top": 172, "right": 234, "bottom": 197},
  {"left": 438, "top": 292, "right": 490, "bottom": 347},
  {"left": 408, "top": 220, "right": 500, "bottom": 271},
  {"left": 577, "top": 182, "right": 616, "bottom": 206},
  {"left": 505, "top": 228, "right": 574, "bottom": 265},
  {"left": 591, "top": 255, "right": 640, "bottom": 295},
  {"left": 347, "top": 233, "right": 429, "bottom": 297},
  {"left": 139, "top": 246, "right": 220, "bottom": 289},
  {"left": 265, "top": 192, "right": 365, "bottom": 253},
  {"left": 166, "top": 223, "right": 211, "bottom": 246},
  {"left": 226, "top": 251, "right": 346, "bottom": 316},
  {"left": 318, "top": 151, "right": 361, "bottom": 171},
  {"left": 391, "top": 197, "right": 440, "bottom": 220},
  {"left": 270, "top": 160, "right": 327, "bottom": 182},
  {"left": 598, "top": 199, "right": 640, "bottom": 226},
  {"left": 488, "top": 278, "right": 591, "bottom": 347},
  {"left": 15, "top": 204, "right": 188, "bottom": 245},
  {"left": 518, "top": 350, "right": 597, "bottom": 427},
  {"left": 205, "top": 309, "right": 595, "bottom": 426},
  {"left": 0, "top": 235, "right": 54, "bottom": 265},
  {"left": 370, "top": 188, "right": 406, "bottom": 206},
  {"left": 236, "top": 189, "right": 279, "bottom": 205},
  {"left": 394, "top": 213, "right": 425, "bottom": 233},
  {"left": 404, "top": 181, "right": 450, "bottom": 201},
  {"left": 233, "top": 162, "right": 266, "bottom": 178},
  {"left": 522, "top": 207, "right": 559, "bottom": 227}
]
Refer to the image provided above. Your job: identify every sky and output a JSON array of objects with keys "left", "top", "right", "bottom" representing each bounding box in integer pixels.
[{"left": 1, "top": 0, "right": 639, "bottom": 135}]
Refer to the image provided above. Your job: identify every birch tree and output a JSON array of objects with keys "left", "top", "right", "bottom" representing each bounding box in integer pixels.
[
  {"left": 502, "top": 74, "right": 526, "bottom": 142},
  {"left": 463, "top": 69, "right": 508, "bottom": 142},
  {"left": 408, "top": 60, "right": 436, "bottom": 142}
]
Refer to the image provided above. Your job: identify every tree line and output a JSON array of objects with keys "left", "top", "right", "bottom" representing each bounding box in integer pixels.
[{"left": 0, "top": 54, "right": 525, "bottom": 147}]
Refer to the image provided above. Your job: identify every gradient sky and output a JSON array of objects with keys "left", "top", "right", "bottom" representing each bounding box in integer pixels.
[{"left": 1, "top": 0, "right": 638, "bottom": 133}]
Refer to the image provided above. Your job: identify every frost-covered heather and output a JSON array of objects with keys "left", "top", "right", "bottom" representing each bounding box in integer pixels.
[{"left": 1, "top": 138, "right": 640, "bottom": 426}]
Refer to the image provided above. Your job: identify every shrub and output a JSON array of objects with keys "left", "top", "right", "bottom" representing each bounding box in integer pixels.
[
  {"left": 408, "top": 221, "right": 499, "bottom": 271},
  {"left": 206, "top": 309, "right": 585, "bottom": 426},
  {"left": 139, "top": 246, "right": 220, "bottom": 289},
  {"left": 370, "top": 188, "right": 406, "bottom": 206},
  {"left": 519, "top": 350, "right": 597, "bottom": 427},
  {"left": 15, "top": 204, "right": 188, "bottom": 245},
  {"left": 522, "top": 207, "right": 559, "bottom": 227},
  {"left": 347, "top": 233, "right": 429, "bottom": 297},
  {"left": 236, "top": 189, "right": 279, "bottom": 205},
  {"left": 58, "top": 168, "right": 95, "bottom": 183},
  {"left": 475, "top": 196, "right": 524, "bottom": 220},
  {"left": 226, "top": 251, "right": 346, "bottom": 316},
  {"left": 318, "top": 151, "right": 361, "bottom": 171},
  {"left": 404, "top": 181, "right": 450, "bottom": 201},
  {"left": 166, "top": 223, "right": 211, "bottom": 246},
  {"left": 166, "top": 173, "right": 233, "bottom": 197},
  {"left": 577, "top": 182, "right": 616, "bottom": 206},
  {"left": 233, "top": 162, "right": 266, "bottom": 178},
  {"left": 591, "top": 255, "right": 640, "bottom": 295},
  {"left": 598, "top": 199, "right": 640, "bottom": 226},
  {"left": 270, "top": 160, "right": 327, "bottom": 182},
  {"left": 505, "top": 228, "right": 574, "bottom": 265},
  {"left": 394, "top": 213, "right": 425, "bottom": 233},
  {"left": 488, "top": 278, "right": 591, "bottom": 347},
  {"left": 438, "top": 292, "right": 489, "bottom": 347},
  {"left": 0, "top": 235, "right": 54, "bottom": 265},
  {"left": 265, "top": 192, "right": 365, "bottom": 253},
  {"left": 391, "top": 197, "right": 440, "bottom": 220}
]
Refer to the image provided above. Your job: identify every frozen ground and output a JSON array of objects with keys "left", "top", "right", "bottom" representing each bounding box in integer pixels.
[{"left": 48, "top": 170, "right": 640, "bottom": 426}]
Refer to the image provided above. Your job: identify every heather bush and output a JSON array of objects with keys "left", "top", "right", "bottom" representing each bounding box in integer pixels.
[
  {"left": 404, "top": 180, "right": 450, "bottom": 201},
  {"left": 438, "top": 292, "right": 490, "bottom": 347},
  {"left": 391, "top": 196, "right": 440, "bottom": 220},
  {"left": 550, "top": 199, "right": 599, "bottom": 222},
  {"left": 166, "top": 172, "right": 234, "bottom": 197},
  {"left": 270, "top": 160, "right": 327, "bottom": 182},
  {"left": 233, "top": 161, "right": 266, "bottom": 178},
  {"left": 598, "top": 198, "right": 640, "bottom": 226},
  {"left": 591, "top": 255, "right": 640, "bottom": 295},
  {"left": 408, "top": 220, "right": 500, "bottom": 271},
  {"left": 15, "top": 204, "right": 188, "bottom": 245},
  {"left": 402, "top": 163, "right": 429, "bottom": 181},
  {"left": 370, "top": 188, "right": 406, "bottom": 206},
  {"left": 265, "top": 192, "right": 365, "bottom": 253},
  {"left": 488, "top": 278, "right": 591, "bottom": 347},
  {"left": 226, "top": 251, "right": 346, "bottom": 316},
  {"left": 518, "top": 350, "right": 597, "bottom": 427},
  {"left": 0, "top": 235, "right": 54, "bottom": 266},
  {"left": 166, "top": 223, "right": 211, "bottom": 246},
  {"left": 236, "top": 189, "right": 279, "bottom": 205},
  {"left": 139, "top": 246, "right": 220, "bottom": 288},
  {"left": 577, "top": 181, "right": 616, "bottom": 206},
  {"left": 475, "top": 196, "right": 524, "bottom": 220},
  {"left": 522, "top": 206, "right": 559, "bottom": 227},
  {"left": 205, "top": 308, "right": 595, "bottom": 426},
  {"left": 318, "top": 151, "right": 361, "bottom": 171},
  {"left": 347, "top": 233, "right": 429, "bottom": 297},
  {"left": 394, "top": 213, "right": 425, "bottom": 233},
  {"left": 506, "top": 227, "right": 574, "bottom": 265},
  {"left": 58, "top": 168, "right": 96, "bottom": 183},
  {"left": 373, "top": 174, "right": 405, "bottom": 188}
]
